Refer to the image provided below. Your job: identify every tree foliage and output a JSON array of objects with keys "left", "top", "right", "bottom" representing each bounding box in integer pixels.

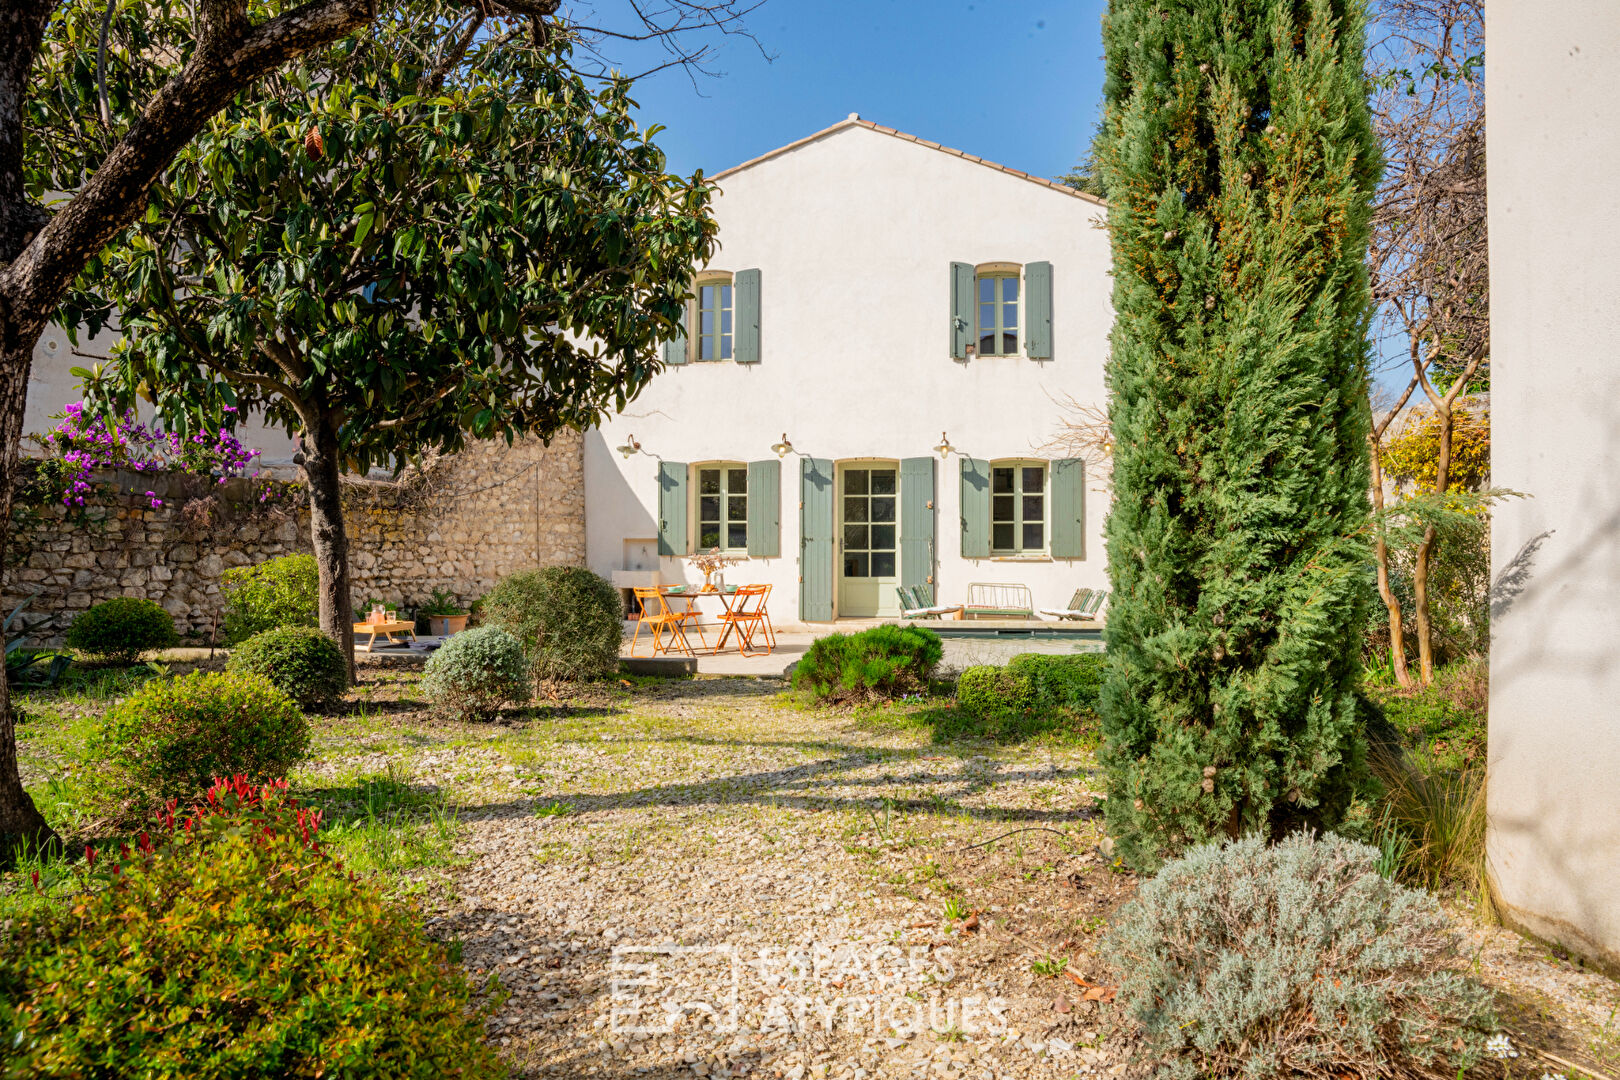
[{"left": 1094, "top": 0, "right": 1381, "bottom": 869}]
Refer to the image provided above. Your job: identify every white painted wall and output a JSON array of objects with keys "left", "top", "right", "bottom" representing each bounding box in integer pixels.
[
  {"left": 1487, "top": 0, "right": 1620, "bottom": 974},
  {"left": 586, "top": 120, "right": 1113, "bottom": 626}
]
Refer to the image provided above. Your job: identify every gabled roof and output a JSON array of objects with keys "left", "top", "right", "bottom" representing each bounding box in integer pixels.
[{"left": 709, "top": 114, "right": 1107, "bottom": 207}]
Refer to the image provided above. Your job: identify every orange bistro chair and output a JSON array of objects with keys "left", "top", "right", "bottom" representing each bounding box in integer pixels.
[
  {"left": 720, "top": 584, "right": 775, "bottom": 657},
  {"left": 631, "top": 587, "right": 694, "bottom": 657}
]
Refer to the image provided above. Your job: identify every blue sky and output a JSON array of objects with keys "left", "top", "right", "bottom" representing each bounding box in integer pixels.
[{"left": 620, "top": 0, "right": 1110, "bottom": 182}]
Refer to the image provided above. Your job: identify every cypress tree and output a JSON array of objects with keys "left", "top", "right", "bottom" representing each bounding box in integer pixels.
[{"left": 1095, "top": 0, "right": 1381, "bottom": 869}]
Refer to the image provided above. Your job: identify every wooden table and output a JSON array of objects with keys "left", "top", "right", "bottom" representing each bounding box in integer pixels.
[{"left": 353, "top": 619, "right": 417, "bottom": 651}]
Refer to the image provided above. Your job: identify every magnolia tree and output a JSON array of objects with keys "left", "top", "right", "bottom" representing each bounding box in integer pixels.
[
  {"left": 0, "top": 0, "right": 762, "bottom": 860},
  {"left": 70, "top": 6, "right": 719, "bottom": 673}
]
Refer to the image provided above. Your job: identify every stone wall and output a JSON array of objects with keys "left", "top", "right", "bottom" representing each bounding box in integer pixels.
[{"left": 4, "top": 432, "right": 584, "bottom": 645}]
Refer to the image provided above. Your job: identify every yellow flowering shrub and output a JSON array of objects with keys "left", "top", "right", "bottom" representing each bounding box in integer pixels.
[{"left": 1383, "top": 408, "right": 1490, "bottom": 491}]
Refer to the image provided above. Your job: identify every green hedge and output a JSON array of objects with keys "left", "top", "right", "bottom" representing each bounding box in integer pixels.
[
  {"left": 792, "top": 625, "right": 942, "bottom": 704},
  {"left": 946, "top": 653, "right": 1104, "bottom": 743},
  {"left": 220, "top": 555, "right": 320, "bottom": 645}
]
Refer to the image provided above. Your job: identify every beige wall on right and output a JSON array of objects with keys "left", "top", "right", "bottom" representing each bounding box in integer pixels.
[{"left": 1487, "top": 0, "right": 1620, "bottom": 974}]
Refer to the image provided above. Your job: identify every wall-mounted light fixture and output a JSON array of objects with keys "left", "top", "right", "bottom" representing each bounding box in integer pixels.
[
  {"left": 616, "top": 435, "right": 645, "bottom": 459},
  {"left": 933, "top": 431, "right": 957, "bottom": 460},
  {"left": 771, "top": 433, "right": 795, "bottom": 459}
]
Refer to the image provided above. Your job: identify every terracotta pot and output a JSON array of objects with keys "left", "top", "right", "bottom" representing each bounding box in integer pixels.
[{"left": 428, "top": 614, "right": 469, "bottom": 637}]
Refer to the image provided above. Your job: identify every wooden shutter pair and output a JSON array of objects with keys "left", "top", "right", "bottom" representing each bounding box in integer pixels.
[
  {"left": 662, "top": 269, "right": 763, "bottom": 365},
  {"left": 657, "top": 460, "right": 780, "bottom": 557},
  {"left": 959, "top": 458, "right": 1086, "bottom": 558},
  {"left": 948, "top": 261, "right": 1054, "bottom": 359}
]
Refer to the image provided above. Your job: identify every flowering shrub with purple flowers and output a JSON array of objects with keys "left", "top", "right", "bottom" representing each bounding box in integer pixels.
[{"left": 39, "top": 402, "right": 260, "bottom": 508}]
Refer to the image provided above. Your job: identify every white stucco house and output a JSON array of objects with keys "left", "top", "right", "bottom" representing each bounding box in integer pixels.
[{"left": 585, "top": 115, "right": 1113, "bottom": 626}]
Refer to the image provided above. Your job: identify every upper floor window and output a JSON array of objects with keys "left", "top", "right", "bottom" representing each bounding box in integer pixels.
[
  {"left": 697, "top": 272, "right": 734, "bottom": 361},
  {"left": 696, "top": 463, "right": 748, "bottom": 551},
  {"left": 977, "top": 263, "right": 1020, "bottom": 356},
  {"left": 991, "top": 460, "right": 1046, "bottom": 553}
]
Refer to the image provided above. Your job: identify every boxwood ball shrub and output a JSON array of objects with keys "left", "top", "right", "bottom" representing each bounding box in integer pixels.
[
  {"left": 792, "top": 625, "right": 943, "bottom": 704},
  {"left": 1102, "top": 832, "right": 1495, "bottom": 1080},
  {"left": 226, "top": 627, "right": 348, "bottom": 707},
  {"left": 0, "top": 777, "right": 506, "bottom": 1080},
  {"left": 103, "top": 672, "right": 310, "bottom": 801},
  {"left": 951, "top": 654, "right": 1105, "bottom": 743},
  {"left": 479, "top": 566, "right": 623, "bottom": 681},
  {"left": 220, "top": 553, "right": 320, "bottom": 644},
  {"left": 63, "top": 597, "right": 178, "bottom": 663},
  {"left": 421, "top": 625, "right": 530, "bottom": 721}
]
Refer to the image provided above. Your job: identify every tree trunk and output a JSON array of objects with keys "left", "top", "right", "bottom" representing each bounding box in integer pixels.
[
  {"left": 1369, "top": 436, "right": 1414, "bottom": 688},
  {"left": 1412, "top": 391, "right": 1459, "bottom": 686},
  {"left": 302, "top": 423, "right": 356, "bottom": 683}
]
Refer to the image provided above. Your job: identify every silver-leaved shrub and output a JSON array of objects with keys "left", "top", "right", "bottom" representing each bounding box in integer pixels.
[
  {"left": 1102, "top": 831, "right": 1495, "bottom": 1080},
  {"left": 421, "top": 626, "right": 529, "bottom": 722}
]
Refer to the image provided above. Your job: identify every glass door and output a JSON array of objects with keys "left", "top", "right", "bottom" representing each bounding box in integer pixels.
[{"left": 837, "top": 463, "right": 899, "bottom": 617}]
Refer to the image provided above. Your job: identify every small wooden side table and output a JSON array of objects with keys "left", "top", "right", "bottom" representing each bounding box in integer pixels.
[{"left": 353, "top": 619, "right": 417, "bottom": 651}]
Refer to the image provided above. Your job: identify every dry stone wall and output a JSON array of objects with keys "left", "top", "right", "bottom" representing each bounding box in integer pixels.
[{"left": 4, "top": 432, "right": 584, "bottom": 645}]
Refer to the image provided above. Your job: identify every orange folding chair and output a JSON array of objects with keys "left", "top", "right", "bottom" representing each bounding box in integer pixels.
[
  {"left": 630, "top": 587, "right": 696, "bottom": 657},
  {"left": 719, "top": 584, "right": 775, "bottom": 657}
]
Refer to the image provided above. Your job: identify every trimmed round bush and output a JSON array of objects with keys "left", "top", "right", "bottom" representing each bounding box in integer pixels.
[
  {"left": 220, "top": 554, "right": 320, "bottom": 644},
  {"left": 0, "top": 778, "right": 505, "bottom": 1080},
  {"left": 103, "top": 672, "right": 310, "bottom": 801},
  {"left": 421, "top": 625, "right": 529, "bottom": 721},
  {"left": 1102, "top": 832, "right": 1496, "bottom": 1080},
  {"left": 478, "top": 566, "right": 622, "bottom": 682},
  {"left": 227, "top": 627, "right": 348, "bottom": 707},
  {"left": 64, "top": 597, "right": 178, "bottom": 664},
  {"left": 791, "top": 625, "right": 942, "bottom": 704},
  {"left": 946, "top": 653, "right": 1105, "bottom": 743}
]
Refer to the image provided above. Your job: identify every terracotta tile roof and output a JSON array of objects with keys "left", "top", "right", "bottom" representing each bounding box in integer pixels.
[{"left": 708, "top": 114, "right": 1107, "bottom": 207}]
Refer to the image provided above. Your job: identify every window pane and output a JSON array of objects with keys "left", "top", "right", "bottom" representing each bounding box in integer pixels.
[
  {"left": 1002, "top": 276, "right": 1019, "bottom": 302},
  {"left": 992, "top": 467, "right": 1014, "bottom": 494},
  {"left": 700, "top": 336, "right": 716, "bottom": 360},
  {"left": 992, "top": 523, "right": 1015, "bottom": 550},
  {"left": 992, "top": 494, "right": 1015, "bottom": 522},
  {"left": 979, "top": 276, "right": 994, "bottom": 302},
  {"left": 844, "top": 497, "right": 868, "bottom": 523},
  {"left": 700, "top": 527, "right": 720, "bottom": 549},
  {"left": 844, "top": 470, "right": 868, "bottom": 495},
  {"left": 979, "top": 333, "right": 996, "bottom": 355},
  {"left": 1023, "top": 523, "right": 1044, "bottom": 551},
  {"left": 701, "top": 285, "right": 715, "bottom": 309},
  {"left": 870, "top": 497, "right": 895, "bottom": 523},
  {"left": 728, "top": 523, "right": 748, "bottom": 549},
  {"left": 844, "top": 524, "right": 869, "bottom": 550},
  {"left": 1022, "top": 467, "right": 1044, "bottom": 493},
  {"left": 721, "top": 335, "right": 732, "bottom": 360},
  {"left": 1003, "top": 332, "right": 1018, "bottom": 354},
  {"left": 728, "top": 495, "right": 747, "bottom": 522},
  {"left": 844, "top": 552, "right": 869, "bottom": 578},
  {"left": 1023, "top": 494, "right": 1044, "bottom": 521},
  {"left": 871, "top": 470, "right": 896, "bottom": 496},
  {"left": 1003, "top": 302, "right": 1018, "bottom": 329},
  {"left": 871, "top": 552, "right": 896, "bottom": 578},
  {"left": 700, "top": 495, "right": 720, "bottom": 522},
  {"left": 699, "top": 469, "right": 721, "bottom": 494},
  {"left": 871, "top": 524, "right": 895, "bottom": 551},
  {"left": 727, "top": 468, "right": 748, "bottom": 493},
  {"left": 720, "top": 285, "right": 732, "bottom": 310},
  {"left": 979, "top": 302, "right": 994, "bottom": 330},
  {"left": 721, "top": 308, "right": 732, "bottom": 334}
]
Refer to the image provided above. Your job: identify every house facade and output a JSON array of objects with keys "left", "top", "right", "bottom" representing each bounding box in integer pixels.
[{"left": 585, "top": 116, "right": 1113, "bottom": 626}]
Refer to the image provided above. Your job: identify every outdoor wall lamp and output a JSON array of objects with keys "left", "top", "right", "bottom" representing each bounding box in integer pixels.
[
  {"left": 933, "top": 432, "right": 957, "bottom": 460},
  {"left": 771, "top": 433, "right": 795, "bottom": 459},
  {"left": 616, "top": 435, "right": 644, "bottom": 459}
]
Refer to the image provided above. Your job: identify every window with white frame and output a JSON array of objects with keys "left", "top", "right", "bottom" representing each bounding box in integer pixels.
[
  {"left": 991, "top": 461, "right": 1046, "bottom": 553},
  {"left": 977, "top": 271, "right": 1020, "bottom": 356},
  {"left": 696, "top": 273, "right": 733, "bottom": 361},
  {"left": 696, "top": 463, "right": 748, "bottom": 551}
]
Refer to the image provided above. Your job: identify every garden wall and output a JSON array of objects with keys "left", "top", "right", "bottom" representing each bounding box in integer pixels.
[{"left": 3, "top": 432, "right": 585, "bottom": 645}]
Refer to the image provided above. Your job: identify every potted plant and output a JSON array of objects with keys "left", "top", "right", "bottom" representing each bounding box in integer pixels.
[{"left": 419, "top": 588, "right": 469, "bottom": 637}]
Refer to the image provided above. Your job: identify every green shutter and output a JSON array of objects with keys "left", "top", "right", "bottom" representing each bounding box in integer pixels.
[
  {"left": 800, "top": 457, "right": 835, "bottom": 621},
  {"left": 657, "top": 461, "right": 689, "bottom": 556},
  {"left": 950, "top": 262, "right": 974, "bottom": 359},
  {"left": 1050, "top": 458, "right": 1086, "bottom": 558},
  {"left": 960, "top": 457, "right": 990, "bottom": 558},
  {"left": 747, "top": 459, "right": 780, "bottom": 557},
  {"left": 735, "top": 268, "right": 761, "bottom": 364},
  {"left": 663, "top": 312, "right": 687, "bottom": 366},
  {"left": 900, "top": 456, "right": 936, "bottom": 589},
  {"left": 1025, "top": 260, "right": 1053, "bottom": 359}
]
